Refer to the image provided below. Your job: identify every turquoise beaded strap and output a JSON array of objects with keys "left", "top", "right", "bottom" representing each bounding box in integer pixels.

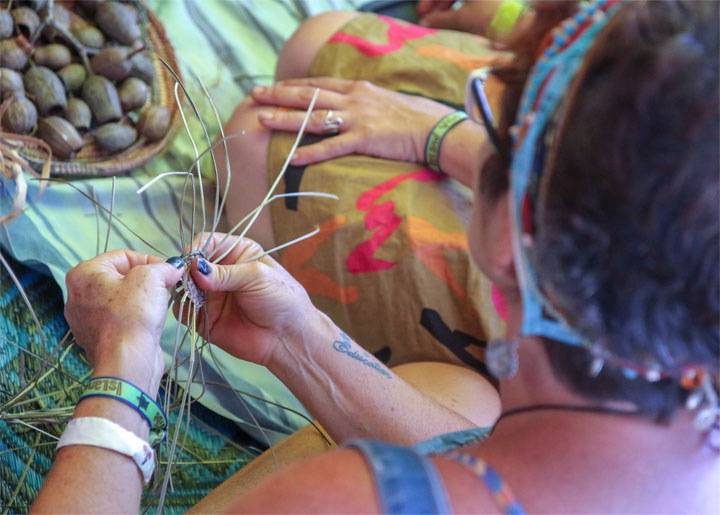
[
  {"left": 79, "top": 376, "right": 167, "bottom": 447},
  {"left": 425, "top": 111, "right": 469, "bottom": 176}
]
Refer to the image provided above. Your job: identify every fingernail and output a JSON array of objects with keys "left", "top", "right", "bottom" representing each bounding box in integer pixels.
[
  {"left": 258, "top": 110, "right": 273, "bottom": 121},
  {"left": 197, "top": 258, "right": 211, "bottom": 276},
  {"left": 166, "top": 256, "right": 184, "bottom": 269},
  {"left": 252, "top": 86, "right": 266, "bottom": 95}
]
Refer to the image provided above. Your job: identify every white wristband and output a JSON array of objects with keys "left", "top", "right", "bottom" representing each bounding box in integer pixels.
[{"left": 57, "top": 417, "right": 155, "bottom": 484}]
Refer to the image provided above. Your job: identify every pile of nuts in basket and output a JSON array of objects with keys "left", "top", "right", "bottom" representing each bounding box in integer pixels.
[{"left": 0, "top": 0, "right": 170, "bottom": 158}]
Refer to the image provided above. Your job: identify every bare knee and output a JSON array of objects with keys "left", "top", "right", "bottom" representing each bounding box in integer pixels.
[
  {"left": 216, "top": 99, "right": 275, "bottom": 250},
  {"left": 276, "top": 11, "right": 360, "bottom": 81},
  {"left": 392, "top": 362, "right": 501, "bottom": 428}
]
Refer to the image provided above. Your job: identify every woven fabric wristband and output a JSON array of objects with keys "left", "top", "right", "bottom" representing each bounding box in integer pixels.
[
  {"left": 489, "top": 0, "right": 525, "bottom": 39},
  {"left": 80, "top": 376, "right": 167, "bottom": 447},
  {"left": 425, "top": 111, "right": 469, "bottom": 176}
]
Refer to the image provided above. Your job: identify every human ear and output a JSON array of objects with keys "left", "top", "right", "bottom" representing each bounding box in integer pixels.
[{"left": 482, "top": 191, "right": 519, "bottom": 297}]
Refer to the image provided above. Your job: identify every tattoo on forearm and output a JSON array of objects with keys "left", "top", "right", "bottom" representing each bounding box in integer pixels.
[{"left": 332, "top": 333, "right": 392, "bottom": 379}]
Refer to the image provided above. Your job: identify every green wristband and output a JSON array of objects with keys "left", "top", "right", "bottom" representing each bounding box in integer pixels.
[
  {"left": 80, "top": 376, "right": 167, "bottom": 447},
  {"left": 489, "top": 0, "right": 524, "bottom": 38},
  {"left": 425, "top": 111, "right": 469, "bottom": 176}
]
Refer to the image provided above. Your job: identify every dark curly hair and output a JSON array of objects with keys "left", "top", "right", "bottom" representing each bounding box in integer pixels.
[{"left": 481, "top": 0, "right": 719, "bottom": 420}]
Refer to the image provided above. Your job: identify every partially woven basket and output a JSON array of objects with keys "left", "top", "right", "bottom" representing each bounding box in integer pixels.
[{"left": 18, "top": 2, "right": 181, "bottom": 177}]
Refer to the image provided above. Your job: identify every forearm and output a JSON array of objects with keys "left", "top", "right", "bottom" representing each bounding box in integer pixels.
[
  {"left": 268, "top": 311, "right": 477, "bottom": 445},
  {"left": 32, "top": 349, "right": 158, "bottom": 514}
]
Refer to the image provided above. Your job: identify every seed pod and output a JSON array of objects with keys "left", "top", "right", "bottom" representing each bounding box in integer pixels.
[
  {"left": 65, "top": 97, "right": 91, "bottom": 131},
  {"left": 0, "top": 67, "right": 24, "bottom": 100},
  {"left": 1, "top": 95, "right": 37, "bottom": 134},
  {"left": 57, "top": 62, "right": 86, "bottom": 93},
  {"left": 0, "top": 39, "right": 30, "bottom": 70},
  {"left": 90, "top": 46, "right": 132, "bottom": 81},
  {"left": 118, "top": 77, "right": 148, "bottom": 112},
  {"left": 0, "top": 10, "right": 13, "bottom": 39},
  {"left": 96, "top": 122, "right": 136, "bottom": 152},
  {"left": 24, "top": 65, "right": 67, "bottom": 115},
  {"left": 96, "top": 3, "right": 141, "bottom": 45},
  {"left": 33, "top": 44, "right": 72, "bottom": 70},
  {"left": 37, "top": 116, "right": 83, "bottom": 158},
  {"left": 11, "top": 7, "right": 40, "bottom": 39},
  {"left": 40, "top": 4, "right": 70, "bottom": 42},
  {"left": 128, "top": 52, "right": 155, "bottom": 84},
  {"left": 71, "top": 24, "right": 105, "bottom": 49},
  {"left": 138, "top": 104, "right": 170, "bottom": 142},
  {"left": 82, "top": 74, "right": 122, "bottom": 124}
]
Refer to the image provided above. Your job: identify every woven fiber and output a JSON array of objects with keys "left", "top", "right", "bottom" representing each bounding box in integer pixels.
[
  {"left": 0, "top": 254, "right": 258, "bottom": 513},
  {"left": 16, "top": 1, "right": 182, "bottom": 177}
]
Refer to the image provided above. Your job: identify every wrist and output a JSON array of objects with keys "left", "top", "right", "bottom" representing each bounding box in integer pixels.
[
  {"left": 436, "top": 119, "right": 485, "bottom": 187},
  {"left": 267, "top": 308, "right": 335, "bottom": 379},
  {"left": 93, "top": 338, "right": 164, "bottom": 396}
]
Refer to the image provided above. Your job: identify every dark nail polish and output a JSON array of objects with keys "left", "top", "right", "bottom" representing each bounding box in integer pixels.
[
  {"left": 166, "top": 256, "right": 184, "bottom": 269},
  {"left": 197, "top": 258, "right": 211, "bottom": 275}
]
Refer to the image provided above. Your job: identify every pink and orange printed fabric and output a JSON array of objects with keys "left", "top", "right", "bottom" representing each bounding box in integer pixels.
[{"left": 267, "top": 14, "right": 506, "bottom": 378}]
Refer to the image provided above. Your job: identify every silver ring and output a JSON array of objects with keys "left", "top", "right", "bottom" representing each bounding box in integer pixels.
[{"left": 323, "top": 109, "right": 343, "bottom": 134}]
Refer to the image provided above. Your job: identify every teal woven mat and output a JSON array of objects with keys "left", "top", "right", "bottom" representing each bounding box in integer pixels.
[{"left": 0, "top": 254, "right": 262, "bottom": 513}]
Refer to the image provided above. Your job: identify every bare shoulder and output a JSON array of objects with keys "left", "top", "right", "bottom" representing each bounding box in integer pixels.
[{"left": 227, "top": 447, "right": 379, "bottom": 514}]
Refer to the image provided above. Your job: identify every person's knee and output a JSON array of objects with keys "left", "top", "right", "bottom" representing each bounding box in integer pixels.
[
  {"left": 276, "top": 11, "right": 359, "bottom": 80},
  {"left": 392, "top": 361, "right": 501, "bottom": 428}
]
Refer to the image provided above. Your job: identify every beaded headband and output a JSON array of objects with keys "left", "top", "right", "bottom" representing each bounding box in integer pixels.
[
  {"left": 505, "top": 1, "right": 718, "bottom": 447},
  {"left": 509, "top": 0, "right": 625, "bottom": 355}
]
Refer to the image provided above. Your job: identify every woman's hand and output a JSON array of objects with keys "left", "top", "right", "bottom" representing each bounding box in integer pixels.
[
  {"left": 417, "top": 0, "right": 504, "bottom": 35},
  {"left": 64, "top": 250, "right": 184, "bottom": 393},
  {"left": 251, "top": 77, "right": 454, "bottom": 167},
  {"left": 181, "top": 233, "right": 318, "bottom": 368}
]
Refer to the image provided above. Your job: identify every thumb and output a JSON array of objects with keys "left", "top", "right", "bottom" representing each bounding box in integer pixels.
[
  {"left": 190, "top": 257, "right": 260, "bottom": 293},
  {"left": 147, "top": 260, "right": 185, "bottom": 288}
]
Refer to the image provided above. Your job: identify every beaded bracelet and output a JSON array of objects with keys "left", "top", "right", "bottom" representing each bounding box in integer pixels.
[
  {"left": 424, "top": 111, "right": 469, "bottom": 176},
  {"left": 79, "top": 376, "right": 167, "bottom": 447}
]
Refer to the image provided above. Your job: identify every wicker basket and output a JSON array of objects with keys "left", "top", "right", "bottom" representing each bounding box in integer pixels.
[{"left": 16, "top": 1, "right": 181, "bottom": 177}]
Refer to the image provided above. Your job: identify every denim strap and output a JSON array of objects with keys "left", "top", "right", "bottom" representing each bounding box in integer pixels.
[{"left": 346, "top": 440, "right": 451, "bottom": 514}]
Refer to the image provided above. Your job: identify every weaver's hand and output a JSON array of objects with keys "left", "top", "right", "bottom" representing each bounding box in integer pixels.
[
  {"left": 418, "top": 0, "right": 503, "bottom": 35},
  {"left": 251, "top": 77, "right": 454, "bottom": 167},
  {"left": 183, "top": 233, "right": 317, "bottom": 367},
  {"left": 64, "top": 250, "right": 184, "bottom": 393}
]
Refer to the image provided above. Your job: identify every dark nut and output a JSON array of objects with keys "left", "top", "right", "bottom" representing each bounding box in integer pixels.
[
  {"left": 138, "top": 104, "right": 170, "bottom": 142},
  {"left": 24, "top": 65, "right": 67, "bottom": 115},
  {"left": 33, "top": 44, "right": 72, "bottom": 70},
  {"left": 37, "top": 115, "right": 83, "bottom": 158},
  {"left": 40, "top": 4, "right": 71, "bottom": 42},
  {"left": 57, "top": 63, "right": 86, "bottom": 93},
  {"left": 1, "top": 95, "right": 37, "bottom": 134},
  {"left": 65, "top": 97, "right": 92, "bottom": 131},
  {"left": 0, "top": 10, "right": 13, "bottom": 39},
  {"left": 118, "top": 77, "right": 148, "bottom": 112},
  {"left": 82, "top": 74, "right": 122, "bottom": 124},
  {"left": 0, "top": 67, "right": 24, "bottom": 100},
  {"left": 96, "top": 122, "right": 137, "bottom": 152},
  {"left": 90, "top": 46, "right": 133, "bottom": 82},
  {"left": 128, "top": 52, "right": 155, "bottom": 84},
  {"left": 11, "top": 7, "right": 40, "bottom": 39},
  {"left": 0, "top": 39, "right": 30, "bottom": 70},
  {"left": 71, "top": 25, "right": 106, "bottom": 49},
  {"left": 95, "top": 2, "right": 141, "bottom": 45}
]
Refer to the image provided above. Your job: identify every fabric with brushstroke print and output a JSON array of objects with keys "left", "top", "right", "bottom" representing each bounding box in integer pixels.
[{"left": 269, "top": 14, "right": 507, "bottom": 376}]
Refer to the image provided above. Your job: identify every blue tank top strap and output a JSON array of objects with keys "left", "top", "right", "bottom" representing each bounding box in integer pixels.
[
  {"left": 345, "top": 440, "right": 452, "bottom": 514},
  {"left": 446, "top": 451, "right": 526, "bottom": 515}
]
